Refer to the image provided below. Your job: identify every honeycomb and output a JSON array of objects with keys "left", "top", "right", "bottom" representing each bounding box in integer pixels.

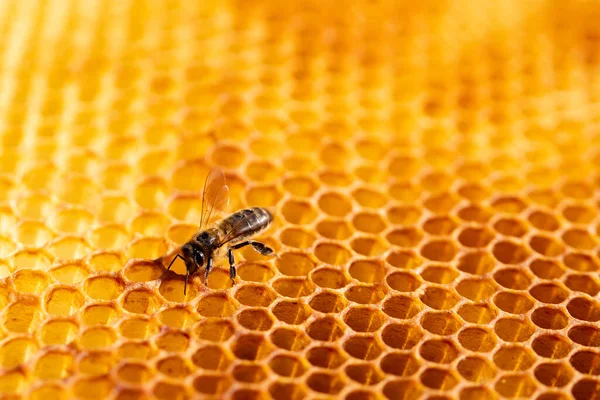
[{"left": 1, "top": 0, "right": 600, "bottom": 398}]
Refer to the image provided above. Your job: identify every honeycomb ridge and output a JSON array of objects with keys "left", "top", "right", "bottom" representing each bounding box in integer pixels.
[{"left": 0, "top": 0, "right": 599, "bottom": 399}]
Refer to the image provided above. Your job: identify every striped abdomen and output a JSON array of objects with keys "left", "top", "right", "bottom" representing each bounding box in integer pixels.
[{"left": 217, "top": 207, "right": 273, "bottom": 245}]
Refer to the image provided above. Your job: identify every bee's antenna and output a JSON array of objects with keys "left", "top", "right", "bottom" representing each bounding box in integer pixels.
[{"left": 159, "top": 254, "right": 182, "bottom": 281}]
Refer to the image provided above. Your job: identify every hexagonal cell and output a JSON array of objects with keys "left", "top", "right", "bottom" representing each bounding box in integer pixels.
[
  {"left": 423, "top": 192, "right": 459, "bottom": 214},
  {"left": 529, "top": 234, "right": 565, "bottom": 257},
  {"left": 419, "top": 339, "right": 460, "bottom": 364},
  {"left": 565, "top": 274, "right": 600, "bottom": 296},
  {"left": 493, "top": 240, "right": 530, "bottom": 264},
  {"left": 562, "top": 203, "right": 597, "bottom": 224},
  {"left": 420, "top": 287, "right": 459, "bottom": 310},
  {"left": 72, "top": 376, "right": 114, "bottom": 399},
  {"left": 280, "top": 199, "right": 318, "bottom": 224},
  {"left": 34, "top": 350, "right": 74, "bottom": 380},
  {"left": 50, "top": 262, "right": 90, "bottom": 284},
  {"left": 493, "top": 291, "right": 534, "bottom": 314},
  {"left": 232, "top": 363, "right": 268, "bottom": 383},
  {"left": 389, "top": 181, "right": 420, "bottom": 203},
  {"left": 268, "top": 382, "right": 307, "bottom": 400},
  {"left": 493, "top": 267, "right": 532, "bottom": 290},
  {"left": 493, "top": 345, "right": 536, "bottom": 371},
  {"left": 231, "top": 333, "right": 273, "bottom": 361},
  {"left": 387, "top": 271, "right": 421, "bottom": 292},
  {"left": 45, "top": 286, "right": 85, "bottom": 317},
  {"left": 156, "top": 355, "right": 192, "bottom": 378},
  {"left": 457, "top": 251, "right": 495, "bottom": 275},
  {"left": 234, "top": 284, "right": 277, "bottom": 306},
  {"left": 344, "top": 362, "right": 384, "bottom": 385},
  {"left": 532, "top": 335, "right": 571, "bottom": 360},
  {"left": 530, "top": 283, "right": 569, "bottom": 304},
  {"left": 308, "top": 291, "right": 346, "bottom": 314},
  {"left": 196, "top": 293, "right": 238, "bottom": 318},
  {"left": 311, "top": 267, "right": 349, "bottom": 289},
  {"left": 459, "top": 386, "right": 498, "bottom": 400},
  {"left": 352, "top": 212, "right": 387, "bottom": 234},
  {"left": 494, "top": 373, "right": 538, "bottom": 398},
  {"left": 568, "top": 325, "right": 600, "bottom": 347},
  {"left": 570, "top": 351, "right": 600, "bottom": 374},
  {"left": 282, "top": 175, "right": 318, "bottom": 197},
  {"left": 493, "top": 216, "right": 528, "bottom": 237},
  {"left": 567, "top": 297, "right": 600, "bottom": 322},
  {"left": 348, "top": 260, "right": 386, "bottom": 283},
  {"left": 345, "top": 284, "right": 387, "bottom": 304},
  {"left": 420, "top": 367, "right": 459, "bottom": 390},
  {"left": 2, "top": 300, "right": 43, "bottom": 334},
  {"left": 306, "top": 316, "right": 345, "bottom": 342},
  {"left": 89, "top": 224, "right": 130, "bottom": 251},
  {"left": 275, "top": 252, "right": 315, "bottom": 276},
  {"left": 236, "top": 262, "right": 275, "bottom": 282},
  {"left": 269, "top": 327, "right": 310, "bottom": 351},
  {"left": 191, "top": 344, "right": 232, "bottom": 371},
  {"left": 118, "top": 341, "right": 155, "bottom": 361},
  {"left": 155, "top": 331, "right": 190, "bottom": 352},
  {"left": 40, "top": 319, "right": 78, "bottom": 345},
  {"left": 193, "top": 318, "right": 235, "bottom": 342},
  {"left": 268, "top": 354, "right": 307, "bottom": 378},
  {"left": 387, "top": 205, "right": 422, "bottom": 225},
  {"left": 343, "top": 306, "right": 385, "bottom": 333},
  {"left": 119, "top": 317, "right": 157, "bottom": 340},
  {"left": 77, "top": 351, "right": 115, "bottom": 375},
  {"left": 456, "top": 278, "right": 497, "bottom": 302},
  {"left": 528, "top": 210, "right": 560, "bottom": 232},
  {"left": 383, "top": 294, "right": 423, "bottom": 318},
  {"left": 457, "top": 204, "right": 493, "bottom": 223},
  {"left": 457, "top": 356, "right": 497, "bottom": 383},
  {"left": 532, "top": 307, "right": 570, "bottom": 329},
  {"left": 563, "top": 252, "right": 599, "bottom": 272},
  {"left": 530, "top": 258, "right": 565, "bottom": 279},
  {"left": 387, "top": 227, "right": 423, "bottom": 247},
  {"left": 116, "top": 362, "right": 153, "bottom": 384},
  {"left": 84, "top": 276, "right": 125, "bottom": 300},
  {"left": 306, "top": 371, "right": 346, "bottom": 395},
  {"left": 381, "top": 323, "right": 424, "bottom": 350},
  {"left": 191, "top": 374, "right": 231, "bottom": 396},
  {"left": 317, "top": 192, "right": 353, "bottom": 217},
  {"left": 279, "top": 227, "right": 317, "bottom": 249},
  {"left": 386, "top": 249, "right": 423, "bottom": 269},
  {"left": 351, "top": 236, "right": 387, "bottom": 257},
  {"left": 494, "top": 317, "right": 535, "bottom": 342},
  {"left": 420, "top": 239, "right": 457, "bottom": 262},
  {"left": 563, "top": 228, "right": 598, "bottom": 251},
  {"left": 422, "top": 216, "right": 459, "bottom": 235},
  {"left": 316, "top": 219, "right": 353, "bottom": 240},
  {"left": 383, "top": 379, "right": 423, "bottom": 400},
  {"left": 13, "top": 269, "right": 51, "bottom": 294},
  {"left": 458, "top": 226, "right": 494, "bottom": 248},
  {"left": 271, "top": 300, "right": 311, "bottom": 325},
  {"left": 458, "top": 326, "right": 497, "bottom": 351},
  {"left": 421, "top": 311, "right": 462, "bottom": 335},
  {"left": 237, "top": 308, "right": 275, "bottom": 331}
]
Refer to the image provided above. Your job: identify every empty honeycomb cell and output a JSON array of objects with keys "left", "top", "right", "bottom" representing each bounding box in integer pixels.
[
  {"left": 494, "top": 291, "right": 534, "bottom": 314},
  {"left": 34, "top": 351, "right": 74, "bottom": 380},
  {"left": 45, "top": 287, "right": 85, "bottom": 316},
  {"left": 530, "top": 258, "right": 565, "bottom": 280},
  {"left": 419, "top": 265, "right": 459, "bottom": 285},
  {"left": 457, "top": 251, "right": 495, "bottom": 275},
  {"left": 420, "top": 287, "right": 459, "bottom": 310},
  {"left": 352, "top": 212, "right": 387, "bottom": 234},
  {"left": 279, "top": 227, "right": 317, "bottom": 249},
  {"left": 78, "top": 351, "right": 115, "bottom": 376},
  {"left": 493, "top": 267, "right": 532, "bottom": 290},
  {"left": 386, "top": 249, "right": 423, "bottom": 269},
  {"left": 0, "top": 337, "right": 37, "bottom": 369},
  {"left": 119, "top": 317, "right": 158, "bottom": 340},
  {"left": 562, "top": 228, "right": 597, "bottom": 250},
  {"left": 231, "top": 334, "right": 273, "bottom": 361},
  {"left": 85, "top": 276, "right": 125, "bottom": 300},
  {"left": 493, "top": 240, "right": 530, "bottom": 264},
  {"left": 233, "top": 363, "right": 268, "bottom": 383},
  {"left": 123, "top": 259, "right": 162, "bottom": 282},
  {"left": 535, "top": 362, "right": 574, "bottom": 388},
  {"left": 383, "top": 379, "right": 422, "bottom": 400},
  {"left": 116, "top": 362, "right": 152, "bottom": 384},
  {"left": 13, "top": 269, "right": 50, "bottom": 294},
  {"left": 272, "top": 300, "right": 311, "bottom": 324},
  {"left": 387, "top": 205, "right": 422, "bottom": 226},
  {"left": 387, "top": 227, "right": 424, "bottom": 248},
  {"left": 127, "top": 237, "right": 167, "bottom": 260},
  {"left": 269, "top": 354, "right": 307, "bottom": 377},
  {"left": 318, "top": 192, "right": 353, "bottom": 217},
  {"left": 457, "top": 204, "right": 493, "bottom": 223},
  {"left": 193, "top": 319, "right": 235, "bottom": 343},
  {"left": 122, "top": 289, "right": 161, "bottom": 314},
  {"left": 572, "top": 379, "right": 600, "bottom": 400},
  {"left": 530, "top": 283, "right": 569, "bottom": 304},
  {"left": 156, "top": 355, "right": 192, "bottom": 378},
  {"left": 494, "top": 373, "right": 538, "bottom": 398},
  {"left": 12, "top": 249, "right": 52, "bottom": 270},
  {"left": 281, "top": 199, "right": 318, "bottom": 224},
  {"left": 237, "top": 308, "right": 275, "bottom": 331},
  {"left": 459, "top": 327, "right": 497, "bottom": 352},
  {"left": 131, "top": 212, "right": 171, "bottom": 238},
  {"left": 420, "top": 368, "right": 459, "bottom": 391},
  {"left": 457, "top": 356, "right": 497, "bottom": 383},
  {"left": 565, "top": 274, "right": 600, "bottom": 296},
  {"left": 318, "top": 170, "right": 354, "bottom": 187},
  {"left": 568, "top": 325, "right": 600, "bottom": 347},
  {"left": 90, "top": 251, "right": 125, "bottom": 274},
  {"left": 196, "top": 293, "right": 238, "bottom": 318},
  {"left": 491, "top": 196, "right": 528, "bottom": 214},
  {"left": 272, "top": 277, "right": 315, "bottom": 297},
  {"left": 494, "top": 345, "right": 536, "bottom": 371},
  {"left": 282, "top": 175, "right": 318, "bottom": 198},
  {"left": 154, "top": 381, "right": 190, "bottom": 399},
  {"left": 16, "top": 221, "right": 54, "bottom": 247},
  {"left": 309, "top": 291, "right": 346, "bottom": 313},
  {"left": 40, "top": 319, "right": 78, "bottom": 345},
  {"left": 570, "top": 350, "right": 600, "bottom": 375},
  {"left": 567, "top": 297, "right": 600, "bottom": 322},
  {"left": 530, "top": 235, "right": 566, "bottom": 257},
  {"left": 234, "top": 284, "right": 277, "bottom": 307},
  {"left": 50, "top": 262, "right": 89, "bottom": 284},
  {"left": 345, "top": 362, "right": 385, "bottom": 385},
  {"left": 457, "top": 226, "right": 495, "bottom": 248},
  {"left": 562, "top": 203, "right": 597, "bottom": 224},
  {"left": 420, "top": 239, "right": 457, "bottom": 262},
  {"left": 421, "top": 311, "right": 462, "bottom": 336},
  {"left": 423, "top": 192, "right": 459, "bottom": 214},
  {"left": 493, "top": 217, "right": 528, "bottom": 237},
  {"left": 563, "top": 252, "right": 598, "bottom": 272},
  {"left": 306, "top": 371, "right": 346, "bottom": 395},
  {"left": 80, "top": 327, "right": 117, "bottom": 350},
  {"left": 419, "top": 339, "right": 460, "bottom": 364},
  {"left": 50, "top": 207, "right": 94, "bottom": 235},
  {"left": 456, "top": 278, "right": 497, "bottom": 302},
  {"left": 269, "top": 382, "right": 307, "bottom": 400},
  {"left": 528, "top": 210, "right": 561, "bottom": 232},
  {"left": 532, "top": 307, "right": 569, "bottom": 329}
]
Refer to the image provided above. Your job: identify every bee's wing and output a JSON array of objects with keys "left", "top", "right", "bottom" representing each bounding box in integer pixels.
[{"left": 199, "top": 167, "right": 230, "bottom": 229}]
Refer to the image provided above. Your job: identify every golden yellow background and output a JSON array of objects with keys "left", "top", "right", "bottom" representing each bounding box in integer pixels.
[{"left": 0, "top": 0, "right": 599, "bottom": 398}]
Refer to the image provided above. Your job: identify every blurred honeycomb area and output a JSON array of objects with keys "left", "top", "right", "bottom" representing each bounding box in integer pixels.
[{"left": 3, "top": 0, "right": 600, "bottom": 399}]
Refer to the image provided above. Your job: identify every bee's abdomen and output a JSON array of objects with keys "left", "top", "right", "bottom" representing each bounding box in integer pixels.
[{"left": 218, "top": 207, "right": 273, "bottom": 243}]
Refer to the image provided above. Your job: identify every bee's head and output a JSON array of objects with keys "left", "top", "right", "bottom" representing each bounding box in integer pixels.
[{"left": 181, "top": 243, "right": 204, "bottom": 271}]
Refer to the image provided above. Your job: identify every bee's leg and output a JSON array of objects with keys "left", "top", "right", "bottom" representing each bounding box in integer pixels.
[
  {"left": 227, "top": 248, "right": 236, "bottom": 285},
  {"left": 231, "top": 241, "right": 274, "bottom": 256},
  {"left": 184, "top": 267, "right": 189, "bottom": 296},
  {"left": 204, "top": 256, "right": 213, "bottom": 286},
  {"left": 159, "top": 254, "right": 182, "bottom": 280}
]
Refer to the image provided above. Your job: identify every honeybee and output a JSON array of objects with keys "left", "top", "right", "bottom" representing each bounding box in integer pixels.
[{"left": 158, "top": 168, "right": 274, "bottom": 294}]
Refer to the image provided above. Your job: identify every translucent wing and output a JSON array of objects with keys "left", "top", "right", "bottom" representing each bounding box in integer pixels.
[{"left": 199, "top": 168, "right": 230, "bottom": 229}]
